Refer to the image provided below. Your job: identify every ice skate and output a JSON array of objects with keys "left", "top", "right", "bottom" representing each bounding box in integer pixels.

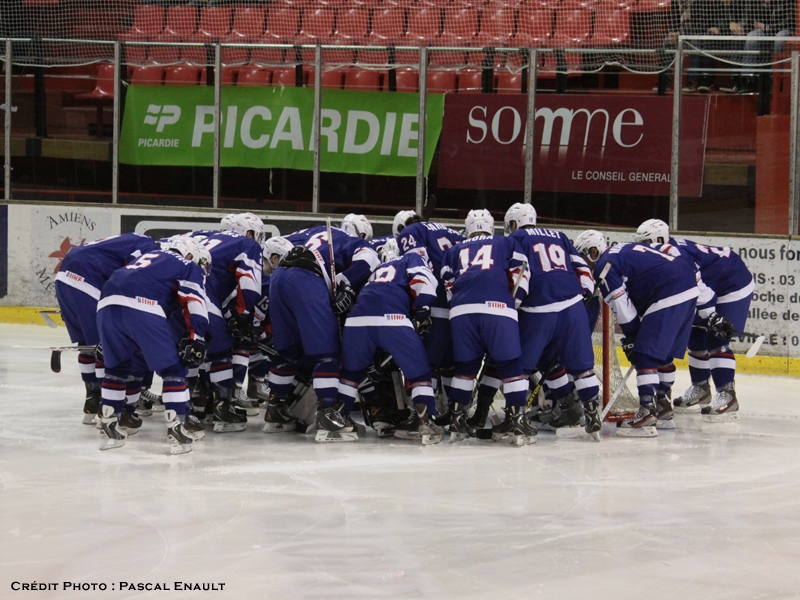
[
  {"left": 655, "top": 394, "right": 675, "bottom": 429},
  {"left": 467, "top": 394, "right": 494, "bottom": 429},
  {"left": 582, "top": 399, "right": 602, "bottom": 442},
  {"left": 616, "top": 401, "right": 658, "bottom": 438},
  {"left": 701, "top": 382, "right": 740, "bottom": 422},
  {"left": 673, "top": 382, "right": 711, "bottom": 413},
  {"left": 527, "top": 399, "right": 556, "bottom": 432},
  {"left": 550, "top": 396, "right": 582, "bottom": 436},
  {"left": 448, "top": 405, "right": 471, "bottom": 443},
  {"left": 119, "top": 409, "right": 143, "bottom": 435},
  {"left": 315, "top": 402, "right": 358, "bottom": 443},
  {"left": 263, "top": 397, "right": 297, "bottom": 433},
  {"left": 247, "top": 378, "right": 270, "bottom": 405},
  {"left": 141, "top": 388, "right": 164, "bottom": 412},
  {"left": 136, "top": 395, "right": 153, "bottom": 417},
  {"left": 491, "top": 405, "right": 537, "bottom": 446},
  {"left": 232, "top": 386, "right": 259, "bottom": 416},
  {"left": 364, "top": 403, "right": 398, "bottom": 437},
  {"left": 99, "top": 405, "right": 127, "bottom": 450},
  {"left": 394, "top": 404, "right": 443, "bottom": 445},
  {"left": 183, "top": 414, "right": 206, "bottom": 440},
  {"left": 165, "top": 411, "right": 193, "bottom": 455},
  {"left": 83, "top": 382, "right": 101, "bottom": 425},
  {"left": 213, "top": 399, "right": 248, "bottom": 433}
]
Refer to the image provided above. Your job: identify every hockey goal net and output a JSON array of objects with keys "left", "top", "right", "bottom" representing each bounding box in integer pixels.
[{"left": 594, "top": 301, "right": 638, "bottom": 422}]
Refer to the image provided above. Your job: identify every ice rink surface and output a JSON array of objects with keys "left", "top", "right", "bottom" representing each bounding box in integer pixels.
[{"left": 1, "top": 323, "right": 799, "bottom": 600}]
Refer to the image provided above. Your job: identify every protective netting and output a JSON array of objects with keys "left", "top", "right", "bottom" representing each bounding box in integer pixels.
[
  {"left": 1, "top": 1, "right": 797, "bottom": 79},
  {"left": 593, "top": 302, "right": 639, "bottom": 420}
]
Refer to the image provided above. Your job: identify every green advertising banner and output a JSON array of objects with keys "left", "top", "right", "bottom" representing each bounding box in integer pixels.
[{"left": 120, "top": 85, "right": 444, "bottom": 176}]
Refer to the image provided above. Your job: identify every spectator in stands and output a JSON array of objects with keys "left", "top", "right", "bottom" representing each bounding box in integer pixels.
[
  {"left": 715, "top": 0, "right": 751, "bottom": 93},
  {"left": 730, "top": 0, "right": 795, "bottom": 92},
  {"left": 658, "top": 0, "right": 720, "bottom": 93}
]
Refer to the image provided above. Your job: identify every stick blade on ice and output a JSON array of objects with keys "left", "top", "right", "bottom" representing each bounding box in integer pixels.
[{"left": 746, "top": 335, "right": 765, "bottom": 359}]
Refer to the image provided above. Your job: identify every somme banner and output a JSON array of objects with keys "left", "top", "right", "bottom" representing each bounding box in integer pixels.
[
  {"left": 120, "top": 85, "right": 444, "bottom": 176},
  {"left": 438, "top": 94, "right": 709, "bottom": 196}
]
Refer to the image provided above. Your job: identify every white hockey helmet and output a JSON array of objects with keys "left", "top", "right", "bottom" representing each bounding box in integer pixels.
[
  {"left": 503, "top": 202, "right": 537, "bottom": 234},
  {"left": 220, "top": 213, "right": 237, "bottom": 232},
  {"left": 635, "top": 218, "right": 670, "bottom": 244},
  {"left": 229, "top": 212, "right": 266, "bottom": 242},
  {"left": 379, "top": 238, "right": 400, "bottom": 263},
  {"left": 167, "top": 235, "right": 212, "bottom": 274},
  {"left": 262, "top": 236, "right": 294, "bottom": 270},
  {"left": 464, "top": 209, "right": 495, "bottom": 238},
  {"left": 392, "top": 210, "right": 418, "bottom": 237},
  {"left": 574, "top": 229, "right": 608, "bottom": 263},
  {"left": 341, "top": 213, "right": 373, "bottom": 241}
]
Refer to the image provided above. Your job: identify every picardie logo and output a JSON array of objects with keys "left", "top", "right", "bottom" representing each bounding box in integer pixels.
[{"left": 143, "top": 104, "right": 181, "bottom": 132}]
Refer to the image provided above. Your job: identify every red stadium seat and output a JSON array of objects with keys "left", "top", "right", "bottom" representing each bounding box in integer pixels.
[
  {"left": 328, "top": 8, "right": 371, "bottom": 63},
  {"left": 295, "top": 8, "right": 336, "bottom": 62},
  {"left": 591, "top": 8, "right": 631, "bottom": 45},
  {"left": 432, "top": 7, "right": 479, "bottom": 65},
  {"left": 237, "top": 66, "right": 273, "bottom": 86},
  {"left": 344, "top": 68, "right": 382, "bottom": 90},
  {"left": 363, "top": 6, "right": 406, "bottom": 63},
  {"left": 118, "top": 5, "right": 165, "bottom": 64},
  {"left": 382, "top": 68, "right": 420, "bottom": 91},
  {"left": 221, "top": 7, "right": 267, "bottom": 65},
  {"left": 457, "top": 70, "right": 483, "bottom": 93},
  {"left": 496, "top": 70, "right": 524, "bottom": 93},
  {"left": 307, "top": 67, "right": 346, "bottom": 88},
  {"left": 384, "top": 0, "right": 418, "bottom": 7},
  {"left": 469, "top": 7, "right": 515, "bottom": 66},
  {"left": 130, "top": 64, "right": 165, "bottom": 86},
  {"left": 396, "top": 7, "right": 442, "bottom": 63},
  {"left": 351, "top": 0, "right": 385, "bottom": 7},
  {"left": 164, "top": 63, "right": 205, "bottom": 86},
  {"left": 485, "top": 0, "right": 525, "bottom": 7},
  {"left": 251, "top": 7, "right": 301, "bottom": 65},
  {"left": 550, "top": 8, "right": 592, "bottom": 46},
  {"left": 75, "top": 63, "right": 115, "bottom": 99},
  {"left": 427, "top": 70, "right": 457, "bottom": 93},
  {"left": 272, "top": 67, "right": 304, "bottom": 86},
  {"left": 317, "top": 0, "right": 350, "bottom": 6},
  {"left": 513, "top": 8, "right": 553, "bottom": 47},
  {"left": 151, "top": 6, "right": 199, "bottom": 64},
  {"left": 182, "top": 7, "right": 233, "bottom": 64}
]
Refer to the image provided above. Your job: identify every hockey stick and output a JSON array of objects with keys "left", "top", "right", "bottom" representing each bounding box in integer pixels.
[
  {"left": 12, "top": 344, "right": 98, "bottom": 374},
  {"left": 700, "top": 325, "right": 765, "bottom": 359},
  {"left": 326, "top": 217, "right": 337, "bottom": 296},
  {"left": 525, "top": 261, "right": 613, "bottom": 410},
  {"left": 600, "top": 364, "right": 635, "bottom": 422},
  {"left": 39, "top": 310, "right": 61, "bottom": 329}
]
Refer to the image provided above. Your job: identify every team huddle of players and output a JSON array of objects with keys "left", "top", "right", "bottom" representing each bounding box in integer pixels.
[{"left": 53, "top": 205, "right": 754, "bottom": 454}]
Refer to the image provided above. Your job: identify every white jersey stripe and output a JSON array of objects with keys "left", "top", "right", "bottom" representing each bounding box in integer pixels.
[{"left": 98, "top": 295, "right": 166, "bottom": 318}]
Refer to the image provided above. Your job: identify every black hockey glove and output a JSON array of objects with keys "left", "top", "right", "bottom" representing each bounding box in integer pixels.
[
  {"left": 706, "top": 312, "right": 735, "bottom": 340},
  {"left": 256, "top": 333, "right": 277, "bottom": 357},
  {"left": 621, "top": 336, "right": 636, "bottom": 363},
  {"left": 331, "top": 283, "right": 356, "bottom": 315},
  {"left": 179, "top": 336, "right": 208, "bottom": 368},
  {"left": 227, "top": 313, "right": 257, "bottom": 343},
  {"left": 412, "top": 306, "right": 433, "bottom": 336}
]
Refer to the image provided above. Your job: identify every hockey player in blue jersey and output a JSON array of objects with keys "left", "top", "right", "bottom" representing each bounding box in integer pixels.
[
  {"left": 55, "top": 232, "right": 159, "bottom": 424},
  {"left": 267, "top": 223, "right": 380, "bottom": 434},
  {"left": 440, "top": 209, "right": 535, "bottom": 445},
  {"left": 635, "top": 219, "right": 753, "bottom": 422},
  {"left": 325, "top": 239, "right": 442, "bottom": 443},
  {"left": 188, "top": 213, "right": 264, "bottom": 432},
  {"left": 575, "top": 230, "right": 700, "bottom": 437},
  {"left": 502, "top": 203, "right": 602, "bottom": 439},
  {"left": 394, "top": 210, "right": 463, "bottom": 416},
  {"left": 95, "top": 236, "right": 211, "bottom": 455}
]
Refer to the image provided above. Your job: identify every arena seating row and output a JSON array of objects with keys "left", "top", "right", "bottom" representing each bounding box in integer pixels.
[
  {"left": 72, "top": 61, "right": 529, "bottom": 93},
  {"left": 119, "top": 3, "right": 636, "bottom": 66}
]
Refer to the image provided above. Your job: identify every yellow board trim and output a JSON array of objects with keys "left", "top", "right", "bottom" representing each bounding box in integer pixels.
[
  {"left": 0, "top": 307, "right": 65, "bottom": 327},
  {"left": 615, "top": 348, "right": 800, "bottom": 378}
]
